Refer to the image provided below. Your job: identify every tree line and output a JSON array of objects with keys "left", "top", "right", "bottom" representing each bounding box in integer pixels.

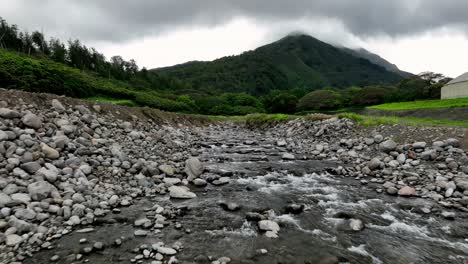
[{"left": 0, "top": 17, "right": 139, "bottom": 81}]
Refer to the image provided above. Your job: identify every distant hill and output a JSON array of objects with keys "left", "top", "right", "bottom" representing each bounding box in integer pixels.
[
  {"left": 152, "top": 34, "right": 409, "bottom": 95},
  {"left": 340, "top": 47, "right": 412, "bottom": 77}
]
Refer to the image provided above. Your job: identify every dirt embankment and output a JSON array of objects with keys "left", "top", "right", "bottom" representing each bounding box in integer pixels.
[
  {"left": 361, "top": 107, "right": 468, "bottom": 122},
  {"left": 0, "top": 88, "right": 214, "bottom": 126}
]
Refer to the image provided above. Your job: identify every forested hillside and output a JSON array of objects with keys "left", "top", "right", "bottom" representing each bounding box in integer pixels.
[{"left": 153, "top": 35, "right": 407, "bottom": 95}]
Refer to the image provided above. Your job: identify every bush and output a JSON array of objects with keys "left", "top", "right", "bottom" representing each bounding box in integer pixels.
[
  {"left": 262, "top": 91, "right": 298, "bottom": 114},
  {"left": 351, "top": 86, "right": 390, "bottom": 106},
  {"left": 298, "top": 90, "right": 342, "bottom": 111}
]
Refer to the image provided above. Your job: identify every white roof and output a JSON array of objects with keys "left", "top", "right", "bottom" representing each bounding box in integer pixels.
[{"left": 447, "top": 72, "right": 468, "bottom": 85}]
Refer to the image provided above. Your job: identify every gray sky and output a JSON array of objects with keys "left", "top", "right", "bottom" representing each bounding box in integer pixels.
[{"left": 2, "top": 0, "right": 468, "bottom": 77}]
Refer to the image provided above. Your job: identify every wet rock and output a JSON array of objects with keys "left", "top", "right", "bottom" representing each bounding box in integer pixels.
[
  {"left": 398, "top": 186, "right": 416, "bottom": 197},
  {"left": 367, "top": 158, "right": 381, "bottom": 170},
  {"left": 185, "top": 157, "right": 203, "bottom": 181},
  {"left": 285, "top": 204, "right": 304, "bottom": 214},
  {"left": 169, "top": 186, "right": 196, "bottom": 199},
  {"left": 159, "top": 165, "right": 175, "bottom": 176},
  {"left": 349, "top": 219, "right": 365, "bottom": 231},
  {"left": 219, "top": 201, "right": 241, "bottom": 211},
  {"left": 134, "top": 230, "right": 148, "bottom": 237},
  {"left": 282, "top": 153, "right": 295, "bottom": 160},
  {"left": 193, "top": 178, "right": 207, "bottom": 186},
  {"left": 258, "top": 220, "right": 280, "bottom": 238},
  {"left": 157, "top": 247, "right": 177, "bottom": 255}
]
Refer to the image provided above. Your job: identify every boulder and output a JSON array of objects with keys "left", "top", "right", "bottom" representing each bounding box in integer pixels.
[
  {"left": 41, "top": 143, "right": 60, "bottom": 159},
  {"left": 184, "top": 158, "right": 203, "bottom": 181},
  {"left": 398, "top": 186, "right": 416, "bottom": 197},
  {"left": 28, "top": 181, "right": 58, "bottom": 201},
  {"left": 0, "top": 108, "right": 20, "bottom": 119},
  {"left": 379, "top": 140, "right": 397, "bottom": 153},
  {"left": 168, "top": 186, "right": 196, "bottom": 199},
  {"left": 22, "top": 113, "right": 42, "bottom": 129}
]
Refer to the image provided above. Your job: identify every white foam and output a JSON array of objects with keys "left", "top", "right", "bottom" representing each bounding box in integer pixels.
[
  {"left": 205, "top": 220, "right": 257, "bottom": 237},
  {"left": 348, "top": 244, "right": 383, "bottom": 264},
  {"left": 380, "top": 211, "right": 396, "bottom": 221}
]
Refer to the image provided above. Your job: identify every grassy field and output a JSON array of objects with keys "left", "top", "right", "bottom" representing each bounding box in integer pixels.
[
  {"left": 368, "top": 97, "right": 468, "bottom": 111},
  {"left": 339, "top": 113, "right": 468, "bottom": 128}
]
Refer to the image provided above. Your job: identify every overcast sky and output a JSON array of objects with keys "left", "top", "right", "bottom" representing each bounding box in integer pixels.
[{"left": 2, "top": 0, "right": 468, "bottom": 77}]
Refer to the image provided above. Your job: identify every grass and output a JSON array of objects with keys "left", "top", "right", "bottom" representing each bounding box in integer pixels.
[
  {"left": 368, "top": 97, "right": 468, "bottom": 111},
  {"left": 339, "top": 113, "right": 468, "bottom": 128},
  {"left": 85, "top": 96, "right": 138, "bottom": 107}
]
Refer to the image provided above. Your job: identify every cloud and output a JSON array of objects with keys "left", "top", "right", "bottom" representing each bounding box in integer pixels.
[{"left": 2, "top": 0, "right": 468, "bottom": 43}]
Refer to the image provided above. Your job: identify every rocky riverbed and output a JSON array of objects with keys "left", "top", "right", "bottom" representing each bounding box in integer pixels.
[{"left": 1, "top": 90, "right": 468, "bottom": 264}]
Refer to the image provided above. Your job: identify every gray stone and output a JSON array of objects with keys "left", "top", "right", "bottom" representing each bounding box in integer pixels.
[
  {"left": 51, "top": 99, "right": 66, "bottom": 112},
  {"left": 367, "top": 158, "right": 381, "bottom": 170},
  {"left": 0, "top": 131, "right": 8, "bottom": 141},
  {"left": 21, "top": 162, "right": 41, "bottom": 174},
  {"left": 282, "top": 153, "right": 295, "bottom": 160},
  {"left": 412, "top": 142, "right": 427, "bottom": 149},
  {"left": 193, "top": 178, "right": 207, "bottom": 186},
  {"left": 379, "top": 140, "right": 397, "bottom": 153},
  {"left": 10, "top": 193, "right": 31, "bottom": 204},
  {"left": 157, "top": 247, "right": 177, "bottom": 255},
  {"left": 0, "top": 193, "right": 12, "bottom": 206},
  {"left": 0, "top": 108, "right": 20, "bottom": 119},
  {"left": 398, "top": 186, "right": 416, "bottom": 197},
  {"left": 41, "top": 143, "right": 60, "bottom": 159},
  {"left": 28, "top": 181, "right": 58, "bottom": 201},
  {"left": 159, "top": 165, "right": 175, "bottom": 176},
  {"left": 169, "top": 186, "right": 196, "bottom": 199},
  {"left": 421, "top": 150, "right": 437, "bottom": 160},
  {"left": 22, "top": 113, "right": 42, "bottom": 129},
  {"left": 6, "top": 234, "right": 22, "bottom": 246},
  {"left": 349, "top": 219, "right": 364, "bottom": 231},
  {"left": 185, "top": 157, "right": 203, "bottom": 181}
]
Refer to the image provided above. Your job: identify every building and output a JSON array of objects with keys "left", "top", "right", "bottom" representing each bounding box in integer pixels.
[{"left": 441, "top": 72, "right": 468, "bottom": 99}]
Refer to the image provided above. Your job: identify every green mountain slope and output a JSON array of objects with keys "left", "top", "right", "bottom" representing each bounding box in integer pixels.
[{"left": 153, "top": 34, "right": 408, "bottom": 95}]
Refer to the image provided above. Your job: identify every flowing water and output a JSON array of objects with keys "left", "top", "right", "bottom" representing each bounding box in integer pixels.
[{"left": 27, "top": 127, "right": 468, "bottom": 264}]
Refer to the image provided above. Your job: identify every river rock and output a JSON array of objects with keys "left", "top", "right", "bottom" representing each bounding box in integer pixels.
[
  {"left": 0, "top": 108, "right": 20, "bottom": 119},
  {"left": 379, "top": 140, "right": 397, "bottom": 153},
  {"left": 159, "top": 165, "right": 175, "bottom": 176},
  {"left": 51, "top": 99, "right": 66, "bottom": 112},
  {"left": 22, "top": 113, "right": 42, "bottom": 129},
  {"left": 367, "top": 158, "right": 381, "bottom": 170},
  {"left": 398, "top": 186, "right": 416, "bottom": 197},
  {"left": 28, "top": 181, "right": 58, "bottom": 201},
  {"left": 282, "top": 153, "right": 295, "bottom": 160},
  {"left": 6, "top": 234, "right": 22, "bottom": 246},
  {"left": 41, "top": 143, "right": 60, "bottom": 159},
  {"left": 185, "top": 158, "right": 203, "bottom": 181},
  {"left": 168, "top": 186, "right": 196, "bottom": 199},
  {"left": 258, "top": 220, "right": 280, "bottom": 237}
]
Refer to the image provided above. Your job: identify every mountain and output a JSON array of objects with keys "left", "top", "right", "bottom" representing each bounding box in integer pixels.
[
  {"left": 340, "top": 47, "right": 412, "bottom": 77},
  {"left": 152, "top": 34, "right": 410, "bottom": 95}
]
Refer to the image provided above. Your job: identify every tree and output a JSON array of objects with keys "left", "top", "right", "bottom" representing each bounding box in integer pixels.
[
  {"left": 262, "top": 90, "right": 298, "bottom": 114},
  {"left": 298, "top": 90, "right": 342, "bottom": 111},
  {"left": 351, "top": 86, "right": 390, "bottom": 106}
]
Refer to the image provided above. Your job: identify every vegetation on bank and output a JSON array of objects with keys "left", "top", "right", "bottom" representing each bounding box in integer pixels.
[
  {"left": 224, "top": 113, "right": 468, "bottom": 128},
  {"left": 338, "top": 113, "right": 468, "bottom": 128},
  {"left": 368, "top": 97, "right": 468, "bottom": 111}
]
